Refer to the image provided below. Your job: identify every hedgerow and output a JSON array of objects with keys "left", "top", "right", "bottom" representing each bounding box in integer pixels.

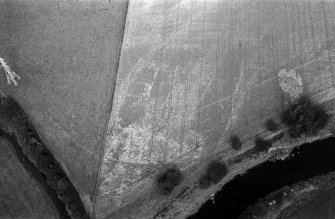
[{"left": 0, "top": 95, "right": 88, "bottom": 219}]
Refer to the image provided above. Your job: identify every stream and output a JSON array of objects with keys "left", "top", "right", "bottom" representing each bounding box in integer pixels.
[
  {"left": 189, "top": 137, "right": 335, "bottom": 219},
  {"left": 0, "top": 129, "right": 70, "bottom": 219}
]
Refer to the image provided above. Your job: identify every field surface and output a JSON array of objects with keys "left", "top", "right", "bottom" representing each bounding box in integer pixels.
[
  {"left": 95, "top": 0, "right": 335, "bottom": 218},
  {"left": 0, "top": 138, "right": 60, "bottom": 219},
  {"left": 1, "top": 0, "right": 335, "bottom": 219},
  {"left": 0, "top": 0, "right": 128, "bottom": 214}
]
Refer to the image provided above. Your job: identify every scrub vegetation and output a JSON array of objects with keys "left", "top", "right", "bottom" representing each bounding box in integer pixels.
[
  {"left": 255, "top": 137, "right": 272, "bottom": 153},
  {"left": 199, "top": 160, "right": 227, "bottom": 189},
  {"left": 264, "top": 118, "right": 279, "bottom": 132},
  {"left": 281, "top": 96, "right": 330, "bottom": 138},
  {"left": 199, "top": 174, "right": 211, "bottom": 189},
  {"left": 157, "top": 166, "right": 183, "bottom": 195},
  {"left": 230, "top": 134, "right": 242, "bottom": 150},
  {"left": 0, "top": 95, "right": 88, "bottom": 219}
]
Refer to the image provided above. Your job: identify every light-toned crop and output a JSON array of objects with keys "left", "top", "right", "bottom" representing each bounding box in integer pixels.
[{"left": 0, "top": 56, "right": 20, "bottom": 86}]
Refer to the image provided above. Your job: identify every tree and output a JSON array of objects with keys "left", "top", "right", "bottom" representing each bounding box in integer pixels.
[
  {"left": 264, "top": 118, "right": 279, "bottom": 132},
  {"left": 57, "top": 178, "right": 70, "bottom": 194},
  {"left": 206, "top": 160, "right": 227, "bottom": 184},
  {"left": 157, "top": 166, "right": 183, "bottom": 195},
  {"left": 230, "top": 134, "right": 242, "bottom": 150},
  {"left": 36, "top": 153, "right": 54, "bottom": 172},
  {"left": 255, "top": 137, "right": 271, "bottom": 152},
  {"left": 281, "top": 96, "right": 330, "bottom": 138},
  {"left": 199, "top": 174, "right": 211, "bottom": 189}
]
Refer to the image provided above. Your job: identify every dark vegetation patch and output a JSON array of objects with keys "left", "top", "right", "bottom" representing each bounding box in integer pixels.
[
  {"left": 191, "top": 138, "right": 335, "bottom": 219},
  {"left": 230, "top": 134, "right": 242, "bottom": 150},
  {"left": 0, "top": 95, "right": 88, "bottom": 219},
  {"left": 229, "top": 134, "right": 279, "bottom": 165},
  {"left": 281, "top": 96, "right": 330, "bottom": 138},
  {"left": 0, "top": 129, "right": 70, "bottom": 219},
  {"left": 199, "top": 160, "right": 227, "bottom": 189},
  {"left": 241, "top": 171, "right": 335, "bottom": 219},
  {"left": 331, "top": 128, "right": 335, "bottom": 137},
  {"left": 264, "top": 118, "right": 279, "bottom": 132},
  {"left": 157, "top": 166, "right": 183, "bottom": 195},
  {"left": 206, "top": 160, "right": 228, "bottom": 184},
  {"left": 199, "top": 174, "right": 211, "bottom": 189},
  {"left": 255, "top": 137, "right": 272, "bottom": 153},
  {"left": 228, "top": 147, "right": 258, "bottom": 165}
]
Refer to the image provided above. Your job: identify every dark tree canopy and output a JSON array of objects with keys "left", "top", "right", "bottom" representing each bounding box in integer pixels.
[
  {"left": 199, "top": 174, "right": 211, "bottom": 189},
  {"left": 157, "top": 166, "right": 183, "bottom": 195},
  {"left": 0, "top": 95, "right": 89, "bottom": 219},
  {"left": 198, "top": 160, "right": 228, "bottom": 189},
  {"left": 206, "top": 160, "right": 228, "bottom": 184},
  {"left": 230, "top": 134, "right": 242, "bottom": 150},
  {"left": 281, "top": 96, "right": 330, "bottom": 138},
  {"left": 255, "top": 137, "right": 271, "bottom": 153},
  {"left": 264, "top": 118, "right": 279, "bottom": 132}
]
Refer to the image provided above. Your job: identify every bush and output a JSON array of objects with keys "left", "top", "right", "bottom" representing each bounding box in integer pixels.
[
  {"left": 47, "top": 178, "right": 59, "bottom": 191},
  {"left": 26, "top": 136, "right": 38, "bottom": 145},
  {"left": 281, "top": 96, "right": 330, "bottom": 138},
  {"left": 206, "top": 160, "right": 228, "bottom": 184},
  {"left": 0, "top": 95, "right": 89, "bottom": 218},
  {"left": 57, "top": 178, "right": 70, "bottom": 194},
  {"left": 199, "top": 160, "right": 228, "bottom": 189},
  {"left": 44, "top": 168, "right": 62, "bottom": 181},
  {"left": 230, "top": 134, "right": 242, "bottom": 150},
  {"left": 36, "top": 154, "right": 54, "bottom": 172},
  {"left": 264, "top": 118, "right": 279, "bottom": 132},
  {"left": 72, "top": 209, "right": 86, "bottom": 219},
  {"left": 199, "top": 174, "right": 211, "bottom": 189},
  {"left": 273, "top": 192, "right": 284, "bottom": 205},
  {"left": 68, "top": 202, "right": 78, "bottom": 211},
  {"left": 62, "top": 189, "right": 76, "bottom": 203},
  {"left": 28, "top": 142, "right": 46, "bottom": 161},
  {"left": 157, "top": 167, "right": 183, "bottom": 195},
  {"left": 0, "top": 96, "right": 27, "bottom": 123},
  {"left": 255, "top": 137, "right": 271, "bottom": 152}
]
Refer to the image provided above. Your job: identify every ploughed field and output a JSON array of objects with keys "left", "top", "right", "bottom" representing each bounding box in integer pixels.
[
  {"left": 96, "top": 0, "right": 335, "bottom": 218},
  {"left": 1, "top": 0, "right": 335, "bottom": 219},
  {"left": 0, "top": 0, "right": 128, "bottom": 217}
]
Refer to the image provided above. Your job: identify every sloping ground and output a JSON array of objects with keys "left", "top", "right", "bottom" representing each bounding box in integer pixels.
[
  {"left": 0, "top": 0, "right": 128, "bottom": 215},
  {"left": 0, "top": 138, "right": 59, "bottom": 219},
  {"left": 94, "top": 0, "right": 335, "bottom": 218},
  {"left": 240, "top": 170, "right": 335, "bottom": 219},
  {"left": 288, "top": 186, "right": 335, "bottom": 219}
]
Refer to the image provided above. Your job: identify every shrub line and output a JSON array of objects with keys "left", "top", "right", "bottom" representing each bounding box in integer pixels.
[{"left": 0, "top": 95, "right": 89, "bottom": 219}]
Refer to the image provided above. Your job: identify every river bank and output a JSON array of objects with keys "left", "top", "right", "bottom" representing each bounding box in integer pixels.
[{"left": 190, "top": 137, "right": 335, "bottom": 218}]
